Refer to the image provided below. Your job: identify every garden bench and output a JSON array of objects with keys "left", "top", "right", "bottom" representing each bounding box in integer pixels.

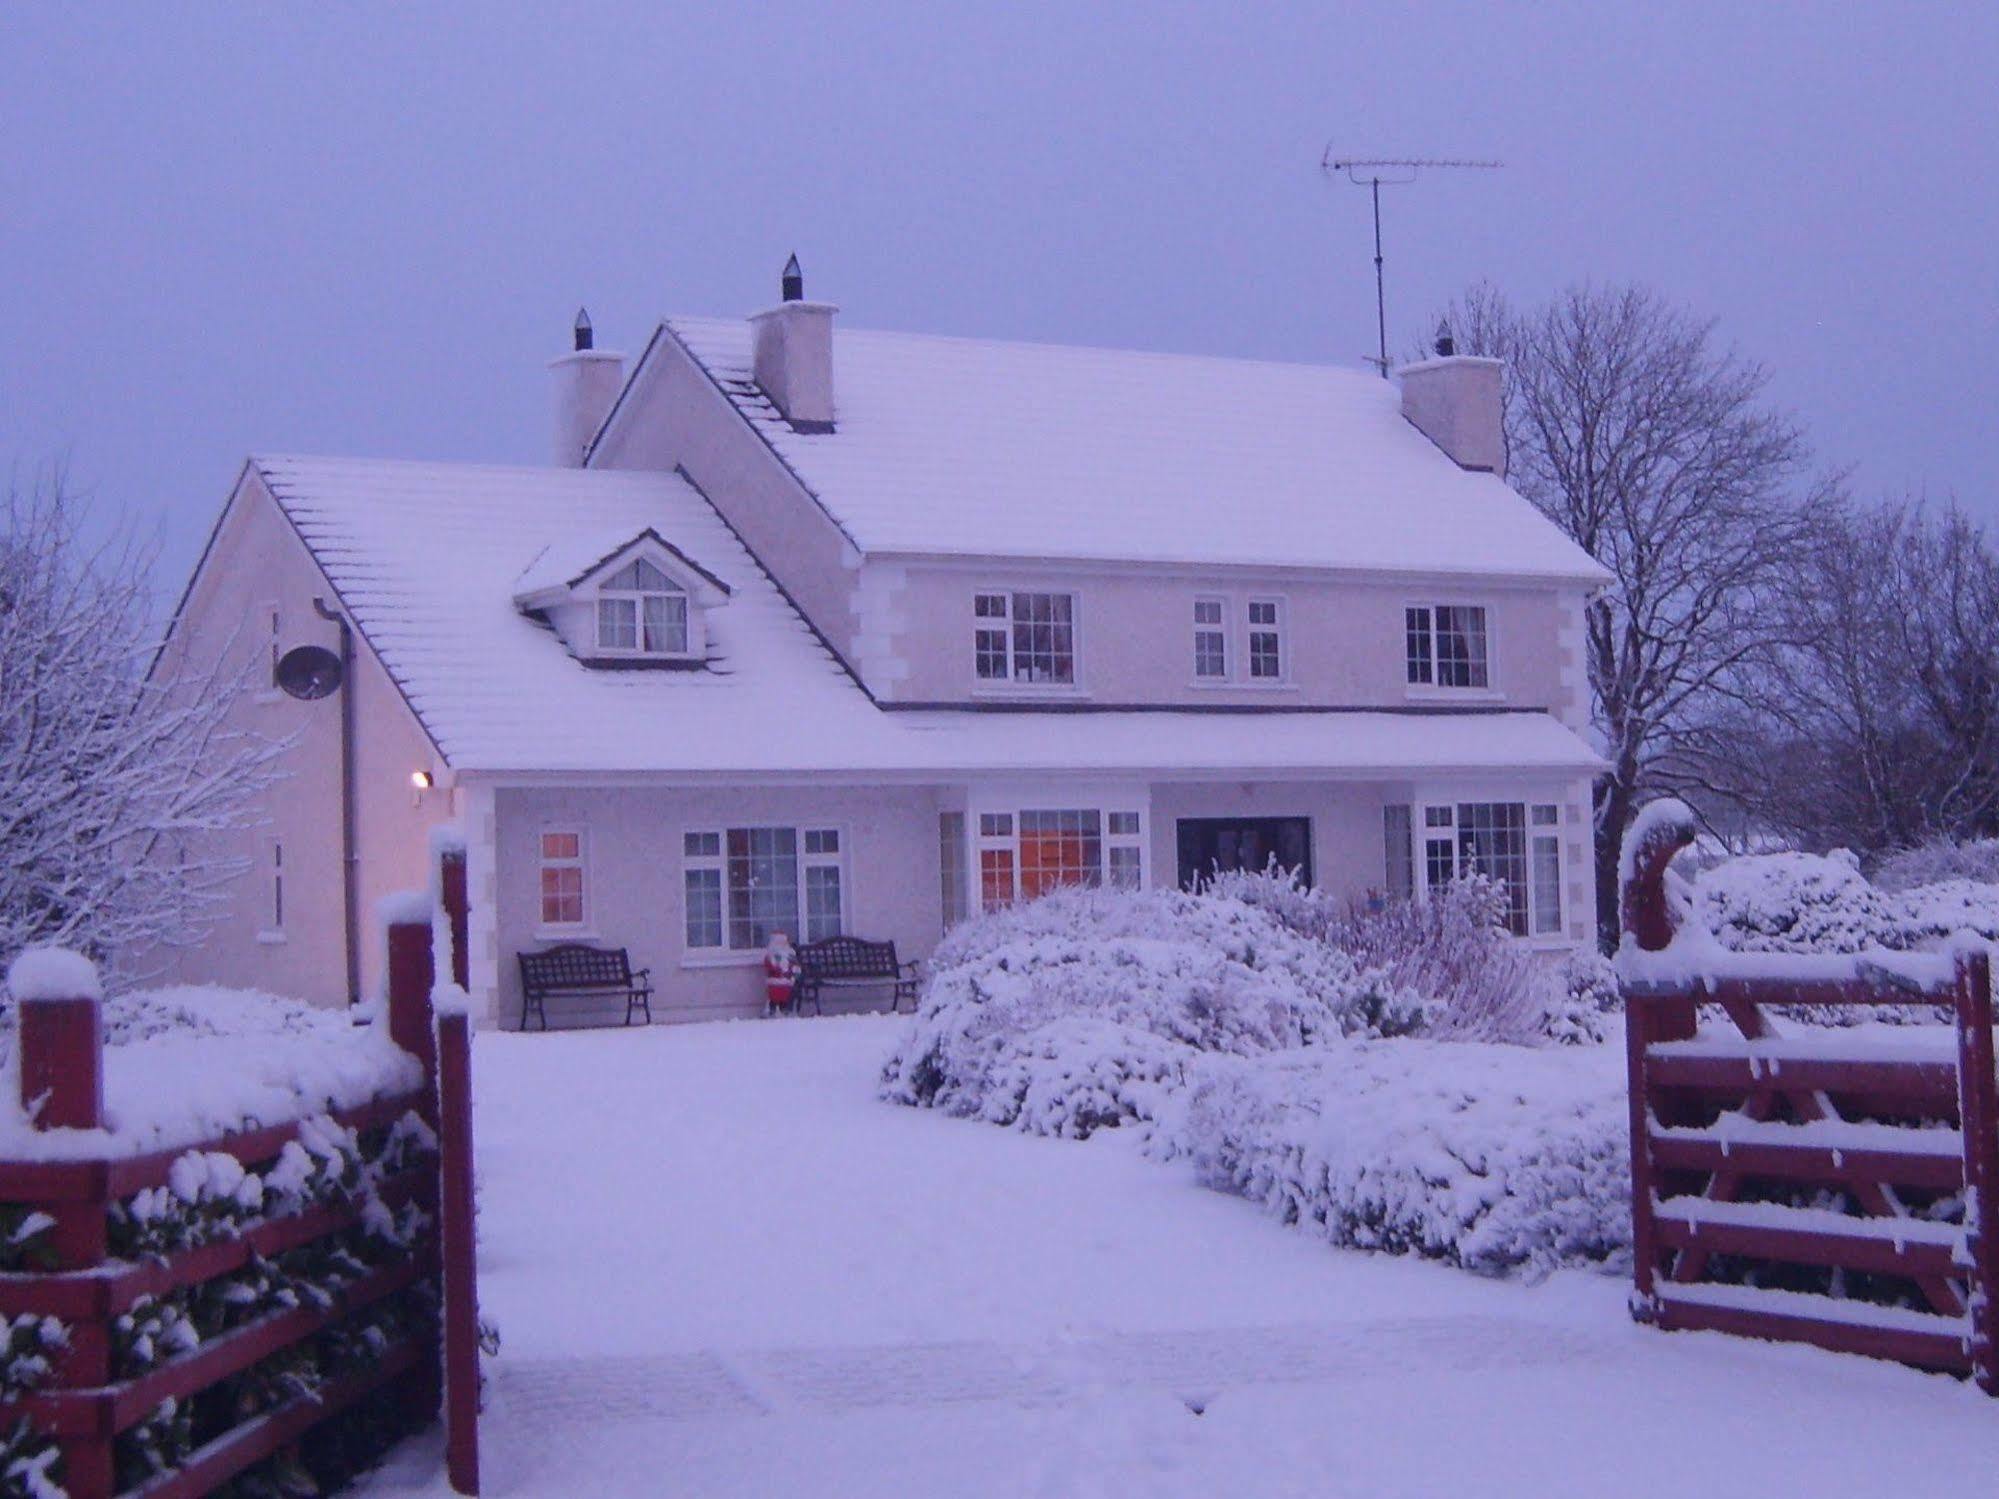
[
  {"left": 516, "top": 943, "right": 653, "bottom": 1030},
  {"left": 794, "top": 936, "right": 919, "bottom": 1015}
]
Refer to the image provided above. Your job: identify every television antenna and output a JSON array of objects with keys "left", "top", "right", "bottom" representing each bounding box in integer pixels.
[{"left": 1322, "top": 151, "right": 1501, "bottom": 376}]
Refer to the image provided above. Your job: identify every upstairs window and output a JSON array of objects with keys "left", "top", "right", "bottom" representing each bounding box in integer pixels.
[
  {"left": 597, "top": 558, "right": 690, "bottom": 656},
  {"left": 974, "top": 591, "right": 1075, "bottom": 685},
  {"left": 1406, "top": 605, "right": 1489, "bottom": 688},
  {"left": 1248, "top": 598, "right": 1284, "bottom": 680},
  {"left": 1193, "top": 598, "right": 1228, "bottom": 679}
]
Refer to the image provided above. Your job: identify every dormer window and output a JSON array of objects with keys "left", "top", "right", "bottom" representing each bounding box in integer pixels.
[
  {"left": 596, "top": 558, "right": 689, "bottom": 656},
  {"left": 513, "top": 527, "right": 731, "bottom": 670}
]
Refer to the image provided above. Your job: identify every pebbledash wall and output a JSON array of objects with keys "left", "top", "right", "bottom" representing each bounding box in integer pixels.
[{"left": 151, "top": 471, "right": 452, "bottom": 1008}]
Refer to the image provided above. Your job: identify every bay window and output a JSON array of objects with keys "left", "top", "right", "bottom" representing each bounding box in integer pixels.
[
  {"left": 1403, "top": 800, "right": 1563, "bottom": 938},
  {"left": 975, "top": 805, "right": 1144, "bottom": 908}
]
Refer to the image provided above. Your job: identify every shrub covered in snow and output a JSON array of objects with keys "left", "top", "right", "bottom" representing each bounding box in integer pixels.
[
  {"left": 1212, "top": 870, "right": 1590, "bottom": 1045},
  {"left": 1152, "top": 1041, "right": 1630, "bottom": 1275},
  {"left": 880, "top": 886, "right": 1425, "bottom": 1137},
  {"left": 1692, "top": 849, "right": 1896, "bottom": 955},
  {"left": 1873, "top": 836, "right": 1999, "bottom": 893}
]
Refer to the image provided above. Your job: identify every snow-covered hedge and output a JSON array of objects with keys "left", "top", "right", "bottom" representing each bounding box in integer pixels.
[
  {"left": 1685, "top": 846, "right": 1999, "bottom": 956},
  {"left": 1154, "top": 1041, "right": 1630, "bottom": 1275},
  {"left": 0, "top": 978, "right": 423, "bottom": 1160},
  {"left": 880, "top": 887, "right": 1424, "bottom": 1137}
]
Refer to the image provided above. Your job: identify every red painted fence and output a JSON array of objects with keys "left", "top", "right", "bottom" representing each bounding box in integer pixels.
[
  {"left": 1621, "top": 807, "right": 1999, "bottom": 1392},
  {"left": 0, "top": 916, "right": 481, "bottom": 1496}
]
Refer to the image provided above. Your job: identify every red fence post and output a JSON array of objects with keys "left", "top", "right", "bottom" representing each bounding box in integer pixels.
[
  {"left": 18, "top": 986, "right": 114, "bottom": 1497},
  {"left": 1957, "top": 948, "right": 1999, "bottom": 1395},
  {"left": 1619, "top": 803, "right": 1699, "bottom": 1328},
  {"left": 388, "top": 917, "right": 439, "bottom": 1118},
  {"left": 437, "top": 1007, "right": 481, "bottom": 1494}
]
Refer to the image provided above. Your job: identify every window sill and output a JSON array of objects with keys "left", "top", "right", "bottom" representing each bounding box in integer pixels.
[
  {"left": 970, "top": 684, "right": 1090, "bottom": 701},
  {"left": 531, "top": 927, "right": 601, "bottom": 944},
  {"left": 1188, "top": 679, "right": 1300, "bottom": 692},
  {"left": 680, "top": 952, "right": 764, "bottom": 970},
  {"left": 255, "top": 930, "right": 287, "bottom": 946},
  {"left": 1405, "top": 686, "right": 1505, "bottom": 704}
]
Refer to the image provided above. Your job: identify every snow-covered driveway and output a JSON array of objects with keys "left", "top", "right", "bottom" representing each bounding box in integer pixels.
[{"left": 367, "top": 1016, "right": 1994, "bottom": 1498}]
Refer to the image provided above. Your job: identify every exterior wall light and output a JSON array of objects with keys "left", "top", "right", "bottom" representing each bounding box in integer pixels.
[{"left": 411, "top": 770, "right": 435, "bottom": 791}]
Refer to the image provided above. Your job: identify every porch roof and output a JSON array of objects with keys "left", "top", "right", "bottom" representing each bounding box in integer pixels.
[{"left": 253, "top": 453, "right": 1603, "bottom": 779}]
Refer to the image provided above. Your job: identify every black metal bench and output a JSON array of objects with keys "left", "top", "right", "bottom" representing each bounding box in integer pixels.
[
  {"left": 794, "top": 936, "right": 919, "bottom": 1016},
  {"left": 516, "top": 944, "right": 653, "bottom": 1030}
]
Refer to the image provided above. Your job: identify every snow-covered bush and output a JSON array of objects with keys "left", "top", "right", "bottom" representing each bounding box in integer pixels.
[
  {"left": 1873, "top": 836, "right": 1999, "bottom": 892},
  {"left": 880, "top": 887, "right": 1424, "bottom": 1137},
  {"left": 1154, "top": 1040, "right": 1630, "bottom": 1275},
  {"left": 1209, "top": 870, "right": 1551, "bottom": 1043},
  {"left": 1542, "top": 949, "right": 1620, "bottom": 1046},
  {"left": 1692, "top": 849, "right": 1897, "bottom": 954}
]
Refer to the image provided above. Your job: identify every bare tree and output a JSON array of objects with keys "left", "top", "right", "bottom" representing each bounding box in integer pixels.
[
  {"left": 1713, "top": 500, "right": 1999, "bottom": 854},
  {"left": 1438, "top": 283, "right": 1826, "bottom": 946},
  {"left": 0, "top": 470, "right": 288, "bottom": 978}
]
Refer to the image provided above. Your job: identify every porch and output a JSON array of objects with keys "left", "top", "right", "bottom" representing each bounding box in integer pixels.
[{"left": 470, "top": 770, "right": 1593, "bottom": 1028}]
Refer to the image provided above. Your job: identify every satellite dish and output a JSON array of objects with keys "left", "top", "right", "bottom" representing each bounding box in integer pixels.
[{"left": 275, "top": 644, "right": 344, "bottom": 701}]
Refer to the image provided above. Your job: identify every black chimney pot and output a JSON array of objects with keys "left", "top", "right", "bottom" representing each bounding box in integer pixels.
[
  {"left": 574, "top": 308, "right": 594, "bottom": 352},
  {"left": 781, "top": 253, "right": 804, "bottom": 302}
]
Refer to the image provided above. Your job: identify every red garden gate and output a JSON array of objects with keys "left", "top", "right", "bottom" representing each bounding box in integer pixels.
[
  {"left": 0, "top": 910, "right": 482, "bottom": 1496},
  {"left": 1620, "top": 804, "right": 1999, "bottom": 1390}
]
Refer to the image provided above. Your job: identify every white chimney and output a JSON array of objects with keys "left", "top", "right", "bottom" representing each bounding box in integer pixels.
[
  {"left": 1396, "top": 326, "right": 1505, "bottom": 478},
  {"left": 750, "top": 254, "right": 836, "bottom": 433},
  {"left": 549, "top": 308, "right": 625, "bottom": 466}
]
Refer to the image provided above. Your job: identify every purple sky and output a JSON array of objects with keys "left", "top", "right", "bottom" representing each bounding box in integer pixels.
[{"left": 3, "top": 4, "right": 1994, "bottom": 595}]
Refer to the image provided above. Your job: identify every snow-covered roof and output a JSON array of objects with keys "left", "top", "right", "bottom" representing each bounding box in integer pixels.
[
  {"left": 512, "top": 525, "right": 729, "bottom": 605},
  {"left": 256, "top": 455, "right": 1603, "bottom": 777},
  {"left": 661, "top": 317, "right": 1609, "bottom": 585}
]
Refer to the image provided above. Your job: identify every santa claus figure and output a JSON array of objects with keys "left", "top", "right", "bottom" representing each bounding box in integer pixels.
[{"left": 763, "top": 931, "right": 798, "bottom": 1015}]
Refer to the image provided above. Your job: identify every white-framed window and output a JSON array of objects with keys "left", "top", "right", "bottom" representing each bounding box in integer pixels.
[
  {"left": 1193, "top": 597, "right": 1228, "bottom": 679},
  {"left": 1247, "top": 598, "right": 1284, "bottom": 680},
  {"left": 1411, "top": 800, "right": 1562, "bottom": 938},
  {"left": 596, "top": 557, "right": 691, "bottom": 657},
  {"left": 973, "top": 591, "right": 1076, "bottom": 685},
  {"left": 683, "top": 825, "right": 846, "bottom": 951},
  {"left": 538, "top": 830, "right": 587, "bottom": 928},
  {"left": 939, "top": 812, "right": 969, "bottom": 931},
  {"left": 262, "top": 836, "right": 285, "bottom": 934},
  {"left": 266, "top": 603, "right": 282, "bottom": 686},
  {"left": 976, "top": 806, "right": 1143, "bottom": 907},
  {"left": 1406, "top": 605, "right": 1490, "bottom": 689},
  {"left": 1383, "top": 805, "right": 1413, "bottom": 902}
]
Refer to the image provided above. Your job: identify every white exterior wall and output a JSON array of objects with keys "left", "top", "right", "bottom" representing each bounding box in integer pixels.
[
  {"left": 148, "top": 472, "right": 450, "bottom": 1006},
  {"left": 875, "top": 561, "right": 1572, "bottom": 711}
]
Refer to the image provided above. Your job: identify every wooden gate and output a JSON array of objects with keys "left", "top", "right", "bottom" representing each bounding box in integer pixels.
[{"left": 1619, "top": 803, "right": 1999, "bottom": 1390}]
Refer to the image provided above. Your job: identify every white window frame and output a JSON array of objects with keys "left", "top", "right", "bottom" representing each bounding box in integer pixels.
[
  {"left": 1246, "top": 596, "right": 1287, "bottom": 683},
  {"left": 536, "top": 828, "right": 590, "bottom": 933},
  {"left": 972, "top": 803, "right": 1146, "bottom": 907},
  {"left": 1407, "top": 798, "right": 1563, "bottom": 941},
  {"left": 591, "top": 555, "right": 694, "bottom": 661},
  {"left": 256, "top": 835, "right": 286, "bottom": 943},
  {"left": 1192, "top": 596, "right": 1229, "bottom": 681},
  {"left": 1404, "top": 602, "right": 1495, "bottom": 695},
  {"left": 971, "top": 588, "right": 1082, "bottom": 691},
  {"left": 681, "top": 824, "right": 848, "bottom": 955}
]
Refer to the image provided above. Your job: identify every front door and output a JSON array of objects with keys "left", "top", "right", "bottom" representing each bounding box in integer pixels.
[{"left": 1176, "top": 817, "right": 1313, "bottom": 891}]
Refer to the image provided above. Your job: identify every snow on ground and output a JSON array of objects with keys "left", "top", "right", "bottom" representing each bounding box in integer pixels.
[{"left": 362, "top": 1016, "right": 1995, "bottom": 1499}]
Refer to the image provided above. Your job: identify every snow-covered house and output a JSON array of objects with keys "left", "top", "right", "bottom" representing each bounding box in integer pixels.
[{"left": 157, "top": 264, "right": 1608, "bottom": 1024}]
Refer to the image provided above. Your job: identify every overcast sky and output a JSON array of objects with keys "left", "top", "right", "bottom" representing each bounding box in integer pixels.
[{"left": 4, "top": 3, "right": 1994, "bottom": 596}]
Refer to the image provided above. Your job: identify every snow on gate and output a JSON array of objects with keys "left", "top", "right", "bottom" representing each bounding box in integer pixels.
[
  {"left": 1617, "top": 801, "right": 1999, "bottom": 1390},
  {"left": 0, "top": 909, "right": 481, "bottom": 1499}
]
